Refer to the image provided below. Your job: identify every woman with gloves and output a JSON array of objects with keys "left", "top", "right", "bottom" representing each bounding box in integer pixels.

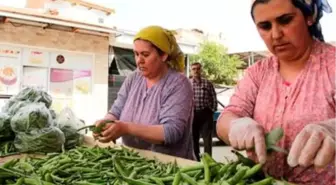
[{"left": 216, "top": 0, "right": 335, "bottom": 184}]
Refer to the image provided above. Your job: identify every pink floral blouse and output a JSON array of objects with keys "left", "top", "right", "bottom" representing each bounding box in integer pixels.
[{"left": 223, "top": 40, "right": 335, "bottom": 185}]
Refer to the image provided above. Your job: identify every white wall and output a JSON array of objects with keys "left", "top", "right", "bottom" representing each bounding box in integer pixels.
[
  {"left": 0, "top": 0, "right": 116, "bottom": 28},
  {"left": 0, "top": 0, "right": 26, "bottom": 8}
]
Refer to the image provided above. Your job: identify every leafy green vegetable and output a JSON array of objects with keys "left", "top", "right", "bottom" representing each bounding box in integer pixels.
[
  {"left": 231, "top": 150, "right": 256, "bottom": 167},
  {"left": 10, "top": 103, "right": 52, "bottom": 133},
  {"left": 49, "top": 109, "right": 57, "bottom": 119},
  {"left": 13, "top": 127, "right": 65, "bottom": 153},
  {"left": 0, "top": 88, "right": 85, "bottom": 156},
  {"left": 56, "top": 108, "right": 85, "bottom": 149},
  {"left": 248, "top": 127, "right": 287, "bottom": 155},
  {"left": 15, "top": 87, "right": 52, "bottom": 108},
  {"left": 2, "top": 87, "right": 52, "bottom": 116},
  {"left": 9, "top": 102, "right": 76, "bottom": 153},
  {"left": 265, "top": 127, "right": 284, "bottom": 147},
  {"left": 77, "top": 120, "right": 114, "bottom": 135},
  {"left": 59, "top": 125, "right": 84, "bottom": 150},
  {"left": 6, "top": 101, "right": 30, "bottom": 116},
  {"left": 0, "top": 113, "right": 14, "bottom": 141},
  {"left": 90, "top": 121, "right": 108, "bottom": 134},
  {"left": 265, "top": 127, "right": 288, "bottom": 154}
]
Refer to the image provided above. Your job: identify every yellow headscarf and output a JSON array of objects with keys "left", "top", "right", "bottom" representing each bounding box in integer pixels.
[{"left": 134, "top": 25, "right": 185, "bottom": 72}]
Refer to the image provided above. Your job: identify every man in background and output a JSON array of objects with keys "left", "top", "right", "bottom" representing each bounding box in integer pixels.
[{"left": 190, "top": 62, "right": 217, "bottom": 161}]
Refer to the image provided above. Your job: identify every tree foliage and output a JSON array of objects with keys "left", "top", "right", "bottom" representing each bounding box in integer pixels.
[{"left": 190, "top": 41, "right": 244, "bottom": 85}]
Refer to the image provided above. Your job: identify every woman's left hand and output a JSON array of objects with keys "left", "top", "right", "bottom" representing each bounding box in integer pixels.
[
  {"left": 98, "top": 120, "right": 129, "bottom": 143},
  {"left": 287, "top": 121, "right": 335, "bottom": 168}
]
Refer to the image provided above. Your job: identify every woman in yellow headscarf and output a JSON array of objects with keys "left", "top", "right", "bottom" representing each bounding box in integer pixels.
[{"left": 93, "top": 25, "right": 195, "bottom": 160}]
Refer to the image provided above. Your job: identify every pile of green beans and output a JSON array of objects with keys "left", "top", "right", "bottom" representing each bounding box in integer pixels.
[
  {"left": 0, "top": 141, "right": 16, "bottom": 157},
  {"left": 0, "top": 146, "right": 274, "bottom": 185}
]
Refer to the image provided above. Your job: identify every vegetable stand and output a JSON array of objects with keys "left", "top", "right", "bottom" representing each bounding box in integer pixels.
[
  {"left": 0, "top": 136, "right": 294, "bottom": 185},
  {"left": 0, "top": 87, "right": 295, "bottom": 184},
  {"left": 85, "top": 137, "right": 293, "bottom": 185}
]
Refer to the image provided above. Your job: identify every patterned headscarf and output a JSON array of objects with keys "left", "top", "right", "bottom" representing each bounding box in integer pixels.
[
  {"left": 252, "top": 0, "right": 332, "bottom": 42},
  {"left": 298, "top": 0, "right": 332, "bottom": 41},
  {"left": 134, "top": 26, "right": 185, "bottom": 72}
]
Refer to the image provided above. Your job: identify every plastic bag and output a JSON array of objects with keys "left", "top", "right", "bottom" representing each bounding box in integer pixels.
[
  {"left": 50, "top": 109, "right": 57, "bottom": 120},
  {"left": 2, "top": 87, "right": 52, "bottom": 115},
  {"left": 0, "top": 113, "right": 14, "bottom": 140},
  {"left": 56, "top": 107, "right": 85, "bottom": 149},
  {"left": 14, "top": 127, "right": 65, "bottom": 153},
  {"left": 15, "top": 87, "right": 52, "bottom": 108},
  {"left": 6, "top": 101, "right": 30, "bottom": 116},
  {"left": 10, "top": 102, "right": 52, "bottom": 133},
  {"left": 1, "top": 96, "right": 16, "bottom": 113}
]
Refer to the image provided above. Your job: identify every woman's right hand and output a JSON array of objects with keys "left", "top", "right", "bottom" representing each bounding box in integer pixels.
[
  {"left": 92, "top": 119, "right": 110, "bottom": 138},
  {"left": 229, "top": 117, "right": 267, "bottom": 164},
  {"left": 92, "top": 113, "right": 118, "bottom": 139}
]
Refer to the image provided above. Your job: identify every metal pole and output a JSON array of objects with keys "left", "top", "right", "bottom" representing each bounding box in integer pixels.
[
  {"left": 186, "top": 55, "right": 190, "bottom": 77},
  {"left": 251, "top": 52, "right": 255, "bottom": 64},
  {"left": 248, "top": 52, "right": 251, "bottom": 66}
]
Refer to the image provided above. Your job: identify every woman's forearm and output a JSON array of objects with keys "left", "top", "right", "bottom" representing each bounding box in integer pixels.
[
  {"left": 216, "top": 111, "right": 240, "bottom": 145},
  {"left": 104, "top": 113, "right": 117, "bottom": 120},
  {"left": 124, "top": 123, "right": 165, "bottom": 145}
]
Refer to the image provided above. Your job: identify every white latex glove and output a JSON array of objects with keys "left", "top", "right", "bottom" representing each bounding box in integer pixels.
[
  {"left": 287, "top": 120, "right": 335, "bottom": 168},
  {"left": 229, "top": 117, "right": 267, "bottom": 164}
]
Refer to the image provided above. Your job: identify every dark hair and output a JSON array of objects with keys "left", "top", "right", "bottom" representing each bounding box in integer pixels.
[
  {"left": 251, "top": 0, "right": 311, "bottom": 20},
  {"left": 151, "top": 44, "right": 173, "bottom": 63},
  {"left": 191, "top": 62, "right": 202, "bottom": 67},
  {"left": 250, "top": 0, "right": 315, "bottom": 37},
  {"left": 251, "top": 0, "right": 271, "bottom": 21},
  {"left": 147, "top": 41, "right": 171, "bottom": 62},
  {"left": 150, "top": 43, "right": 165, "bottom": 56}
]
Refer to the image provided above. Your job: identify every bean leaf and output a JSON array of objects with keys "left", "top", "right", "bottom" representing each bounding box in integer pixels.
[{"left": 265, "top": 127, "right": 288, "bottom": 154}]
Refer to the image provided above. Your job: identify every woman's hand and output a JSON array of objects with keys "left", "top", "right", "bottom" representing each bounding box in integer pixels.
[
  {"left": 91, "top": 119, "right": 112, "bottom": 138},
  {"left": 229, "top": 117, "right": 267, "bottom": 164},
  {"left": 98, "top": 120, "right": 129, "bottom": 143},
  {"left": 288, "top": 121, "right": 335, "bottom": 168}
]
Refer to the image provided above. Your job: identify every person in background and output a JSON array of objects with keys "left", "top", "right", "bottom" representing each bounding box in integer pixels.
[
  {"left": 216, "top": 0, "right": 335, "bottom": 184},
  {"left": 93, "top": 25, "right": 195, "bottom": 160},
  {"left": 190, "top": 62, "right": 217, "bottom": 161}
]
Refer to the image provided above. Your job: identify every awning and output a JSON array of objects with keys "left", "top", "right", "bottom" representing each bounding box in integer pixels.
[{"left": 109, "top": 46, "right": 136, "bottom": 76}]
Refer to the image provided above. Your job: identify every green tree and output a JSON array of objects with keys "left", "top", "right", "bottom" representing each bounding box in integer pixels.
[{"left": 190, "top": 41, "right": 244, "bottom": 85}]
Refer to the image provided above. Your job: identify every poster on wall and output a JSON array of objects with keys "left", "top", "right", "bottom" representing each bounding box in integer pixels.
[
  {"left": 0, "top": 46, "right": 21, "bottom": 58},
  {"left": 0, "top": 45, "right": 21, "bottom": 95},
  {"left": 22, "top": 66, "right": 48, "bottom": 91},
  {"left": 49, "top": 68, "right": 74, "bottom": 97},
  {"left": 23, "top": 49, "right": 49, "bottom": 67},
  {"left": 73, "top": 70, "right": 92, "bottom": 95},
  {"left": 0, "top": 64, "right": 20, "bottom": 95}
]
